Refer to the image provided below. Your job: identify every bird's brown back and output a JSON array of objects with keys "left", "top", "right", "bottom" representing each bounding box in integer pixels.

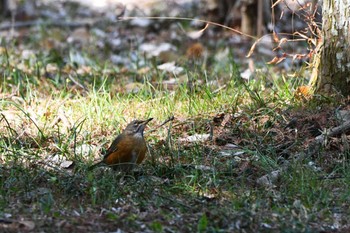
[{"left": 102, "top": 132, "right": 147, "bottom": 169}]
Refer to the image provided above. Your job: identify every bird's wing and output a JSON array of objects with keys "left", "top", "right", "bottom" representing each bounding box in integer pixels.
[{"left": 103, "top": 134, "right": 122, "bottom": 159}]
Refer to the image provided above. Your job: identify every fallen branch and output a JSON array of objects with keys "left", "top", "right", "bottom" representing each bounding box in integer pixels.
[
  {"left": 315, "top": 120, "right": 350, "bottom": 143},
  {"left": 307, "top": 120, "right": 350, "bottom": 155}
]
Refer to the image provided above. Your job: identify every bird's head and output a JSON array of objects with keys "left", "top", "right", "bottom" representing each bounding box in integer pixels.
[{"left": 124, "top": 118, "right": 153, "bottom": 136}]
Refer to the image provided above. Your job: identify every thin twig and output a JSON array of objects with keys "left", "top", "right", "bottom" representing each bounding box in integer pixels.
[
  {"left": 0, "top": 19, "right": 96, "bottom": 31},
  {"left": 120, "top": 16, "right": 256, "bottom": 39},
  {"left": 147, "top": 116, "right": 174, "bottom": 134}
]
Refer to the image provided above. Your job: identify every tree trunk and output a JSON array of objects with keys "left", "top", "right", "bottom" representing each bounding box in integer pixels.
[{"left": 310, "top": 0, "right": 350, "bottom": 96}]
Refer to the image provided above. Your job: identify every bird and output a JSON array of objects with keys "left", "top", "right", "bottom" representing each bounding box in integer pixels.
[{"left": 89, "top": 118, "right": 153, "bottom": 171}]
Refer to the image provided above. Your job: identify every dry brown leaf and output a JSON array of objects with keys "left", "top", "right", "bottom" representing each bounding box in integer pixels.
[
  {"left": 278, "top": 38, "right": 288, "bottom": 47},
  {"left": 18, "top": 220, "right": 35, "bottom": 231},
  {"left": 267, "top": 55, "right": 286, "bottom": 65},
  {"left": 307, "top": 50, "right": 315, "bottom": 59},
  {"left": 294, "top": 85, "right": 312, "bottom": 100},
  {"left": 247, "top": 38, "right": 260, "bottom": 57},
  {"left": 293, "top": 31, "right": 310, "bottom": 41},
  {"left": 272, "top": 31, "right": 279, "bottom": 43},
  {"left": 292, "top": 53, "right": 307, "bottom": 61},
  {"left": 186, "top": 23, "right": 209, "bottom": 39},
  {"left": 186, "top": 42, "right": 204, "bottom": 59},
  {"left": 0, "top": 219, "right": 36, "bottom": 231}
]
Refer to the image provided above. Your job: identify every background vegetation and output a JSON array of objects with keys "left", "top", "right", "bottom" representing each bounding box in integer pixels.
[{"left": 0, "top": 0, "right": 349, "bottom": 232}]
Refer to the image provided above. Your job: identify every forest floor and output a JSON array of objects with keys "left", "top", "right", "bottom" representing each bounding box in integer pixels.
[{"left": 0, "top": 1, "right": 349, "bottom": 232}]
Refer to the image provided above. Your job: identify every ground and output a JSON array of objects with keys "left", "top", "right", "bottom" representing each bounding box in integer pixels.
[{"left": 0, "top": 1, "right": 349, "bottom": 232}]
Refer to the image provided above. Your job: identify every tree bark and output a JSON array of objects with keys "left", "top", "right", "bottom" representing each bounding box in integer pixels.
[
  {"left": 241, "top": 0, "right": 259, "bottom": 36},
  {"left": 310, "top": 0, "right": 350, "bottom": 96}
]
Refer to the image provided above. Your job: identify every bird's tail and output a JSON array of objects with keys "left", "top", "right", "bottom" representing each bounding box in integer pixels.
[{"left": 88, "top": 161, "right": 104, "bottom": 171}]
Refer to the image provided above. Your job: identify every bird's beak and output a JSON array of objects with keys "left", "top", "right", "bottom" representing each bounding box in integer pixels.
[
  {"left": 142, "top": 118, "right": 153, "bottom": 125},
  {"left": 138, "top": 118, "right": 153, "bottom": 134}
]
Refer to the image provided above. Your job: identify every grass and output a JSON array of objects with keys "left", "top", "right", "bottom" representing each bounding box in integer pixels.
[{"left": 0, "top": 31, "right": 350, "bottom": 232}]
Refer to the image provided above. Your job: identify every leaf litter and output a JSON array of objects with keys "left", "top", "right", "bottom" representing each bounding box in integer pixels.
[{"left": 0, "top": 0, "right": 349, "bottom": 232}]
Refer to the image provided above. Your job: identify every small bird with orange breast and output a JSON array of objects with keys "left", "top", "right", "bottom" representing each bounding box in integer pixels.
[{"left": 89, "top": 118, "right": 153, "bottom": 171}]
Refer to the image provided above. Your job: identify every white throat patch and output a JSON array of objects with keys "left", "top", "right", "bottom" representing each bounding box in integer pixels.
[{"left": 133, "top": 131, "right": 143, "bottom": 139}]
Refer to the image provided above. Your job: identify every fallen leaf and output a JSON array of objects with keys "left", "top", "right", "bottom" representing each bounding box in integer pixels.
[
  {"left": 130, "top": 18, "right": 151, "bottom": 27},
  {"left": 294, "top": 85, "right": 312, "bottom": 100},
  {"left": 180, "top": 133, "right": 210, "bottom": 143},
  {"left": 256, "top": 170, "right": 281, "bottom": 188},
  {"left": 186, "top": 23, "right": 209, "bottom": 39},
  {"left": 240, "top": 68, "right": 253, "bottom": 80},
  {"left": 18, "top": 220, "right": 35, "bottom": 231},
  {"left": 267, "top": 55, "right": 286, "bottom": 65},
  {"left": 157, "top": 62, "right": 184, "bottom": 75},
  {"left": 272, "top": 30, "right": 279, "bottom": 43},
  {"left": 139, "top": 43, "right": 176, "bottom": 57},
  {"left": 186, "top": 42, "right": 204, "bottom": 59}
]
